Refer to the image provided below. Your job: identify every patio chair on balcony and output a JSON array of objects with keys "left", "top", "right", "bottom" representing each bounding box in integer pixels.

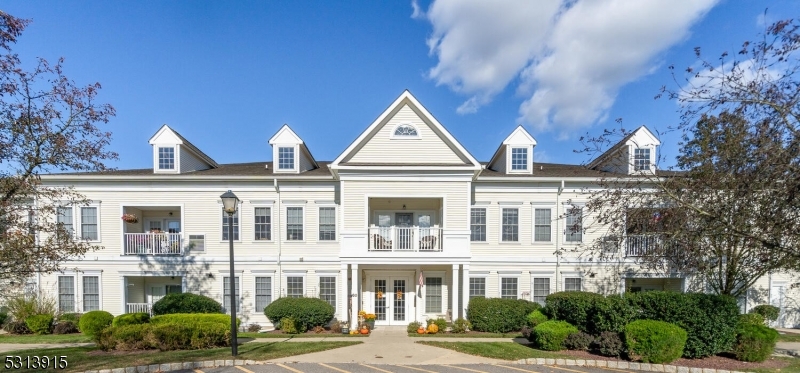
[
  {"left": 371, "top": 234, "right": 393, "bottom": 250},
  {"left": 419, "top": 235, "right": 437, "bottom": 251}
]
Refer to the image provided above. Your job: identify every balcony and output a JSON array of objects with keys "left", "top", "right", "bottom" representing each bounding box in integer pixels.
[
  {"left": 368, "top": 226, "right": 442, "bottom": 252},
  {"left": 625, "top": 234, "right": 681, "bottom": 257},
  {"left": 124, "top": 233, "right": 183, "bottom": 255}
]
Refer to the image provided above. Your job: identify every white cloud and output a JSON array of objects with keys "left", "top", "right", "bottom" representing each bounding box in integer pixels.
[
  {"left": 411, "top": 0, "right": 424, "bottom": 19},
  {"left": 419, "top": 0, "right": 718, "bottom": 136}
]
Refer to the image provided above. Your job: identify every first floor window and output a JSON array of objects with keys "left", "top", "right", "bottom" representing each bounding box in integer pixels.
[
  {"left": 286, "top": 207, "right": 304, "bottom": 240},
  {"left": 255, "top": 277, "right": 272, "bottom": 312},
  {"left": 534, "top": 208, "right": 552, "bottom": 242},
  {"left": 501, "top": 277, "right": 518, "bottom": 299},
  {"left": 501, "top": 208, "right": 519, "bottom": 242},
  {"left": 565, "top": 208, "right": 582, "bottom": 242},
  {"left": 533, "top": 278, "right": 550, "bottom": 305},
  {"left": 469, "top": 278, "right": 485, "bottom": 299},
  {"left": 318, "top": 207, "right": 336, "bottom": 241},
  {"left": 425, "top": 277, "right": 442, "bottom": 313},
  {"left": 58, "top": 276, "right": 75, "bottom": 312},
  {"left": 83, "top": 276, "right": 100, "bottom": 311},
  {"left": 565, "top": 278, "right": 582, "bottom": 291},
  {"left": 223, "top": 277, "right": 240, "bottom": 313},
  {"left": 255, "top": 207, "right": 272, "bottom": 240},
  {"left": 470, "top": 208, "right": 486, "bottom": 242},
  {"left": 222, "top": 209, "right": 240, "bottom": 241},
  {"left": 319, "top": 277, "right": 336, "bottom": 308},
  {"left": 287, "top": 276, "right": 304, "bottom": 298},
  {"left": 80, "top": 207, "right": 98, "bottom": 241}
]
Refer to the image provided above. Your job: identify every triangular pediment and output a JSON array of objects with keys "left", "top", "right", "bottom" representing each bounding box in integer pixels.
[{"left": 269, "top": 124, "right": 304, "bottom": 145}]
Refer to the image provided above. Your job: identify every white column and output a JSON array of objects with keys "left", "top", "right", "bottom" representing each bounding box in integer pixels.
[
  {"left": 121, "top": 276, "right": 128, "bottom": 314},
  {"left": 181, "top": 276, "right": 188, "bottom": 293},
  {"left": 340, "top": 264, "right": 348, "bottom": 321},
  {"left": 451, "top": 264, "right": 459, "bottom": 321},
  {"left": 462, "top": 264, "right": 470, "bottom": 319},
  {"left": 350, "top": 264, "right": 359, "bottom": 329}
]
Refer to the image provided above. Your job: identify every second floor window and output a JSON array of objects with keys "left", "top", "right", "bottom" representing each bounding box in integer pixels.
[
  {"left": 511, "top": 148, "right": 527, "bottom": 170},
  {"left": 80, "top": 207, "right": 98, "bottom": 241},
  {"left": 634, "top": 148, "right": 650, "bottom": 171},
  {"left": 470, "top": 208, "right": 486, "bottom": 242},
  {"left": 278, "top": 147, "right": 294, "bottom": 170},
  {"left": 222, "top": 209, "right": 239, "bottom": 241},
  {"left": 534, "top": 208, "right": 551, "bottom": 242},
  {"left": 318, "top": 207, "right": 336, "bottom": 241},
  {"left": 57, "top": 207, "right": 73, "bottom": 237},
  {"left": 286, "top": 207, "right": 303, "bottom": 240},
  {"left": 254, "top": 207, "right": 271, "bottom": 240},
  {"left": 158, "top": 147, "right": 175, "bottom": 170},
  {"left": 501, "top": 208, "right": 518, "bottom": 242},
  {"left": 565, "top": 208, "right": 582, "bottom": 242}
]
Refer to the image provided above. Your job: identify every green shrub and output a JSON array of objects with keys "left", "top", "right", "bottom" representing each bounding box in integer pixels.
[
  {"left": 592, "top": 295, "right": 637, "bottom": 333},
  {"left": 427, "top": 317, "right": 447, "bottom": 332},
  {"left": 151, "top": 293, "right": 222, "bottom": 315},
  {"left": 112, "top": 312, "right": 151, "bottom": 327},
  {"left": 527, "top": 310, "right": 548, "bottom": 328},
  {"left": 25, "top": 314, "right": 54, "bottom": 335},
  {"left": 97, "top": 320, "right": 230, "bottom": 351},
  {"left": 530, "top": 320, "right": 579, "bottom": 351},
  {"left": 148, "top": 323, "right": 192, "bottom": 351},
  {"left": 190, "top": 322, "right": 230, "bottom": 349},
  {"left": 467, "top": 297, "right": 539, "bottom": 333},
  {"left": 624, "top": 320, "right": 687, "bottom": 364},
  {"left": 452, "top": 318, "right": 471, "bottom": 333},
  {"left": 594, "top": 331, "right": 626, "bottom": 358},
  {"left": 78, "top": 310, "right": 113, "bottom": 337},
  {"left": 5, "top": 293, "right": 57, "bottom": 323},
  {"left": 150, "top": 313, "right": 239, "bottom": 329},
  {"left": 264, "top": 297, "right": 335, "bottom": 332},
  {"left": 280, "top": 317, "right": 299, "bottom": 334},
  {"left": 733, "top": 324, "right": 779, "bottom": 362},
  {"left": 543, "top": 291, "right": 604, "bottom": 332},
  {"left": 58, "top": 313, "right": 82, "bottom": 325},
  {"left": 738, "top": 313, "right": 765, "bottom": 327},
  {"left": 564, "top": 332, "right": 594, "bottom": 350},
  {"left": 750, "top": 305, "right": 779, "bottom": 323},
  {"left": 109, "top": 324, "right": 153, "bottom": 351},
  {"left": 407, "top": 321, "right": 422, "bottom": 333},
  {"left": 53, "top": 321, "right": 79, "bottom": 334}
]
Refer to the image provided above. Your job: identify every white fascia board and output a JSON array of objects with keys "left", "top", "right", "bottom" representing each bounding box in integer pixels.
[
  {"left": 502, "top": 125, "right": 537, "bottom": 146},
  {"left": 332, "top": 165, "right": 479, "bottom": 171},
  {"left": 40, "top": 174, "right": 334, "bottom": 181},
  {"left": 268, "top": 124, "right": 304, "bottom": 145},
  {"left": 148, "top": 125, "right": 183, "bottom": 145}
]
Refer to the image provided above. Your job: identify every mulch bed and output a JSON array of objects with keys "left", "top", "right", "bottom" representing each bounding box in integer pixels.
[
  {"left": 557, "top": 349, "right": 790, "bottom": 371},
  {"left": 87, "top": 349, "right": 153, "bottom": 356}
]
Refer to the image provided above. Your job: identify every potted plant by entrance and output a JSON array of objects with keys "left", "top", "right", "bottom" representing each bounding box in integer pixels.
[{"left": 365, "top": 313, "right": 376, "bottom": 330}]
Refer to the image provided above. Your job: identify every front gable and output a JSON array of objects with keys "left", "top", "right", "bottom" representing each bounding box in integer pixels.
[{"left": 268, "top": 124, "right": 318, "bottom": 174}]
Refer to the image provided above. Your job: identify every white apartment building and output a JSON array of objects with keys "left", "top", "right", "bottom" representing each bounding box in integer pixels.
[{"left": 36, "top": 91, "right": 798, "bottom": 328}]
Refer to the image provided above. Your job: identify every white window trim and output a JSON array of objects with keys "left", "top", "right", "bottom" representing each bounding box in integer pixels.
[
  {"left": 499, "top": 206, "right": 520, "bottom": 243},
  {"left": 631, "top": 146, "right": 654, "bottom": 174},
  {"left": 77, "top": 203, "right": 101, "bottom": 243},
  {"left": 283, "top": 271, "right": 307, "bottom": 298},
  {"left": 57, "top": 272, "right": 78, "bottom": 313},
  {"left": 220, "top": 274, "right": 242, "bottom": 314},
  {"left": 499, "top": 272, "right": 522, "bottom": 299},
  {"left": 317, "top": 203, "right": 338, "bottom": 242},
  {"left": 468, "top": 274, "right": 488, "bottom": 299},
  {"left": 470, "top": 207, "right": 488, "bottom": 243},
  {"left": 389, "top": 123, "right": 421, "bottom": 139},
  {"left": 318, "top": 275, "right": 338, "bottom": 309},
  {"left": 80, "top": 271, "right": 102, "bottom": 312},
  {"left": 219, "top": 202, "right": 242, "bottom": 243},
  {"left": 152, "top": 144, "right": 180, "bottom": 174},
  {"left": 508, "top": 146, "right": 530, "bottom": 173},
  {"left": 284, "top": 204, "right": 306, "bottom": 242},
  {"left": 423, "top": 271, "right": 446, "bottom": 315},
  {"left": 252, "top": 202, "right": 274, "bottom": 243},
  {"left": 531, "top": 204, "right": 554, "bottom": 244},
  {"left": 253, "top": 274, "right": 275, "bottom": 313},
  {"left": 275, "top": 145, "right": 298, "bottom": 172}
]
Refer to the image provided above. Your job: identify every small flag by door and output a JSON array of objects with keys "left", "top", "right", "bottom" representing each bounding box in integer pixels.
[{"left": 418, "top": 271, "right": 424, "bottom": 287}]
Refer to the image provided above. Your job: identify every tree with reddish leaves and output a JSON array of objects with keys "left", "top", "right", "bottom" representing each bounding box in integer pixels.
[{"left": 0, "top": 11, "right": 116, "bottom": 295}]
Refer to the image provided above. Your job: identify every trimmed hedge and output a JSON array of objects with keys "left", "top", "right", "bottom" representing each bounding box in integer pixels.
[
  {"left": 527, "top": 310, "right": 548, "bottom": 328},
  {"left": 151, "top": 293, "right": 222, "bottom": 315},
  {"left": 79, "top": 310, "right": 113, "bottom": 337},
  {"left": 592, "top": 295, "right": 637, "bottom": 333},
  {"left": 733, "top": 324, "right": 779, "bottom": 362},
  {"left": 467, "top": 297, "right": 539, "bottom": 333},
  {"left": 25, "top": 314, "right": 54, "bottom": 335},
  {"left": 150, "top": 313, "right": 239, "bottom": 329},
  {"left": 543, "top": 292, "right": 604, "bottom": 333},
  {"left": 750, "top": 305, "right": 779, "bottom": 323},
  {"left": 112, "top": 312, "right": 151, "bottom": 327},
  {"left": 530, "top": 320, "right": 579, "bottom": 351},
  {"left": 624, "top": 320, "right": 687, "bottom": 364},
  {"left": 264, "top": 297, "right": 335, "bottom": 332},
  {"left": 97, "top": 320, "right": 231, "bottom": 351}
]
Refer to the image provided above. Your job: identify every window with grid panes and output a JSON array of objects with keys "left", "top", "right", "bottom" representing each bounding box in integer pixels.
[
  {"left": 222, "top": 208, "right": 239, "bottom": 241},
  {"left": 425, "top": 277, "right": 442, "bottom": 313},
  {"left": 534, "top": 208, "right": 551, "bottom": 242},
  {"left": 532, "top": 278, "right": 550, "bottom": 305},
  {"left": 287, "top": 276, "right": 304, "bottom": 298},
  {"left": 501, "top": 277, "right": 518, "bottom": 299},
  {"left": 470, "top": 208, "right": 486, "bottom": 242},
  {"left": 319, "top": 277, "right": 336, "bottom": 308},
  {"left": 286, "top": 207, "right": 303, "bottom": 240},
  {"left": 80, "top": 207, "right": 98, "bottom": 240},
  {"left": 318, "top": 207, "right": 336, "bottom": 241},
  {"left": 278, "top": 147, "right": 294, "bottom": 169},
  {"left": 501, "top": 208, "right": 519, "bottom": 242},
  {"left": 511, "top": 148, "right": 528, "bottom": 170},
  {"left": 58, "top": 276, "right": 75, "bottom": 312},
  {"left": 255, "top": 277, "right": 272, "bottom": 312},
  {"left": 565, "top": 208, "right": 582, "bottom": 242},
  {"left": 564, "top": 278, "right": 582, "bottom": 291},
  {"left": 634, "top": 148, "right": 651, "bottom": 171},
  {"left": 158, "top": 147, "right": 175, "bottom": 170},
  {"left": 469, "top": 277, "right": 485, "bottom": 299},
  {"left": 254, "top": 207, "right": 271, "bottom": 240},
  {"left": 57, "top": 207, "right": 73, "bottom": 237},
  {"left": 83, "top": 276, "right": 100, "bottom": 311},
  {"left": 222, "top": 277, "right": 240, "bottom": 313}
]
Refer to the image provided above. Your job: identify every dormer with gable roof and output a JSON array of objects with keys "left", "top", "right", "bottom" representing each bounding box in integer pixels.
[
  {"left": 588, "top": 126, "right": 660, "bottom": 175},
  {"left": 487, "top": 125, "right": 537, "bottom": 175},
  {"left": 148, "top": 125, "right": 219, "bottom": 174},
  {"left": 268, "top": 124, "right": 318, "bottom": 174}
]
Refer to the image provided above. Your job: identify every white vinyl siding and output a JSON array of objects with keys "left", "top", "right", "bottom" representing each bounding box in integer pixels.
[
  {"left": 287, "top": 276, "right": 304, "bottom": 298},
  {"left": 425, "top": 277, "right": 443, "bottom": 313},
  {"left": 471, "top": 208, "right": 486, "bottom": 242},
  {"left": 318, "top": 207, "right": 336, "bottom": 241},
  {"left": 255, "top": 277, "right": 272, "bottom": 312},
  {"left": 501, "top": 277, "right": 518, "bottom": 299},
  {"left": 222, "top": 209, "right": 240, "bottom": 241},
  {"left": 534, "top": 208, "right": 551, "bottom": 242},
  {"left": 83, "top": 276, "right": 100, "bottom": 311},
  {"left": 58, "top": 276, "right": 75, "bottom": 312},
  {"left": 222, "top": 276, "right": 240, "bottom": 313},
  {"left": 319, "top": 277, "right": 336, "bottom": 308},
  {"left": 501, "top": 208, "right": 519, "bottom": 242},
  {"left": 286, "top": 207, "right": 304, "bottom": 240},
  {"left": 254, "top": 207, "right": 271, "bottom": 241},
  {"left": 179, "top": 147, "right": 211, "bottom": 173},
  {"left": 80, "top": 207, "right": 98, "bottom": 241}
]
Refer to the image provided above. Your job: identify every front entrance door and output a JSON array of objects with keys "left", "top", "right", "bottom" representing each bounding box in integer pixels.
[{"left": 369, "top": 274, "right": 412, "bottom": 326}]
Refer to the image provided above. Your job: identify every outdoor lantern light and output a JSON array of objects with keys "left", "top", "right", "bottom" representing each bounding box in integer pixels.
[{"left": 220, "top": 189, "right": 239, "bottom": 356}]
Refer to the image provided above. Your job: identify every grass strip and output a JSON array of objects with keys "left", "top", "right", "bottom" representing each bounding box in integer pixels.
[
  {"left": 0, "top": 334, "right": 93, "bottom": 344},
  {"left": 415, "top": 341, "right": 572, "bottom": 360},
  {"left": 408, "top": 333, "right": 523, "bottom": 338}
]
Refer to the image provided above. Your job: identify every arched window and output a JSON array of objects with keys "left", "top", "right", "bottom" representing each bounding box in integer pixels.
[{"left": 393, "top": 124, "right": 419, "bottom": 137}]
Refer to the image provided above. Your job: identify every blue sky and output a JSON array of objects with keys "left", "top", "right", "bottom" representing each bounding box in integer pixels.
[{"left": 3, "top": 1, "right": 799, "bottom": 170}]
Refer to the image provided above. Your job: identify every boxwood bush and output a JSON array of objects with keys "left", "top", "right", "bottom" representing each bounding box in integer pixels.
[
  {"left": 79, "top": 310, "right": 113, "bottom": 337},
  {"left": 264, "top": 297, "right": 335, "bottom": 332},
  {"left": 25, "top": 314, "right": 54, "bottom": 335},
  {"left": 592, "top": 295, "right": 637, "bottom": 334},
  {"left": 733, "top": 324, "right": 779, "bottom": 362},
  {"left": 97, "top": 320, "right": 231, "bottom": 351},
  {"left": 527, "top": 310, "right": 548, "bottom": 328},
  {"left": 58, "top": 313, "right": 82, "bottom": 324},
  {"left": 750, "top": 305, "right": 779, "bottom": 324},
  {"left": 467, "top": 297, "right": 539, "bottom": 333},
  {"left": 530, "top": 320, "right": 578, "bottom": 351},
  {"left": 624, "top": 320, "right": 687, "bottom": 364},
  {"left": 150, "top": 313, "right": 239, "bottom": 329},
  {"left": 151, "top": 293, "right": 222, "bottom": 315},
  {"left": 543, "top": 291, "right": 604, "bottom": 333},
  {"left": 112, "top": 312, "right": 151, "bottom": 327}
]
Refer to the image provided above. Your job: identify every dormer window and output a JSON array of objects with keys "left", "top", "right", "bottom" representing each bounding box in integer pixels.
[
  {"left": 393, "top": 124, "right": 418, "bottom": 137},
  {"left": 158, "top": 147, "right": 175, "bottom": 170},
  {"left": 511, "top": 148, "right": 528, "bottom": 171},
  {"left": 278, "top": 147, "right": 295, "bottom": 170},
  {"left": 634, "top": 148, "right": 651, "bottom": 171}
]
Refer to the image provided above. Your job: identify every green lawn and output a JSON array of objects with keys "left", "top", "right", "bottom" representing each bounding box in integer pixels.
[
  {"left": 0, "top": 334, "right": 93, "bottom": 344},
  {"left": 409, "top": 333, "right": 523, "bottom": 338},
  {"left": 778, "top": 333, "right": 800, "bottom": 343},
  {"left": 752, "top": 358, "right": 800, "bottom": 373},
  {"left": 7, "top": 341, "right": 361, "bottom": 373},
  {"left": 415, "top": 341, "right": 572, "bottom": 360}
]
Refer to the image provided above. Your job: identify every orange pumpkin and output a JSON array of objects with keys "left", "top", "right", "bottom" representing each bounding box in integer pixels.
[
  {"left": 427, "top": 324, "right": 439, "bottom": 334},
  {"left": 417, "top": 326, "right": 426, "bottom": 334},
  {"left": 360, "top": 327, "right": 369, "bottom": 334}
]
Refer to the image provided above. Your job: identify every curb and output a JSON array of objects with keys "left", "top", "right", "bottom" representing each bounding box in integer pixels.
[
  {"left": 775, "top": 348, "right": 800, "bottom": 357},
  {"left": 512, "top": 358, "right": 754, "bottom": 373},
  {"left": 79, "top": 359, "right": 265, "bottom": 373}
]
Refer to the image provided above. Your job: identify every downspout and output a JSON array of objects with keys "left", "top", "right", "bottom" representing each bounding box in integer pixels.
[
  {"left": 274, "top": 178, "right": 282, "bottom": 298},
  {"left": 556, "top": 180, "right": 564, "bottom": 292}
]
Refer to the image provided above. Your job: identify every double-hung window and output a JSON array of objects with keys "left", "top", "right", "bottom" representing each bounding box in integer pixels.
[
  {"left": 534, "top": 208, "right": 551, "bottom": 242},
  {"left": 318, "top": 207, "right": 336, "bottom": 241},
  {"left": 223, "top": 276, "right": 240, "bottom": 313},
  {"left": 532, "top": 278, "right": 550, "bottom": 305},
  {"left": 565, "top": 278, "right": 582, "bottom": 291},
  {"left": 425, "top": 277, "right": 442, "bottom": 313},
  {"left": 255, "top": 277, "right": 272, "bottom": 312},
  {"left": 80, "top": 207, "right": 98, "bottom": 241},
  {"left": 83, "top": 276, "right": 100, "bottom": 311},
  {"left": 469, "top": 277, "right": 485, "bottom": 299},
  {"left": 511, "top": 148, "right": 528, "bottom": 170},
  {"left": 319, "top": 277, "right": 336, "bottom": 308},
  {"left": 57, "top": 207, "right": 73, "bottom": 238},
  {"left": 287, "top": 276, "right": 304, "bottom": 298},
  {"left": 286, "top": 207, "right": 304, "bottom": 240},
  {"left": 278, "top": 147, "right": 295, "bottom": 170},
  {"left": 470, "top": 208, "right": 486, "bottom": 242},
  {"left": 501, "top": 277, "right": 518, "bottom": 299},
  {"left": 634, "top": 148, "right": 650, "bottom": 171},
  {"left": 501, "top": 208, "right": 519, "bottom": 242},
  {"left": 254, "top": 207, "right": 271, "bottom": 240},
  {"left": 222, "top": 208, "right": 239, "bottom": 241},
  {"left": 158, "top": 147, "right": 175, "bottom": 170},
  {"left": 58, "top": 276, "right": 75, "bottom": 312},
  {"left": 565, "top": 207, "right": 582, "bottom": 242}
]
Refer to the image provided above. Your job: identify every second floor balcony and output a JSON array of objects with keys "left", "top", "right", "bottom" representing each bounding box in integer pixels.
[
  {"left": 122, "top": 205, "right": 183, "bottom": 256},
  {"left": 625, "top": 234, "right": 681, "bottom": 257},
  {"left": 124, "top": 233, "right": 183, "bottom": 255},
  {"left": 368, "top": 226, "right": 442, "bottom": 252}
]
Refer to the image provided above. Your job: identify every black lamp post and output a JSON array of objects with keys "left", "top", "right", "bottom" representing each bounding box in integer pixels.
[{"left": 220, "top": 190, "right": 239, "bottom": 356}]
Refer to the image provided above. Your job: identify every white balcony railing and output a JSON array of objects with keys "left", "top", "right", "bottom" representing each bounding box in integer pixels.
[
  {"left": 124, "top": 233, "right": 183, "bottom": 255},
  {"left": 625, "top": 234, "right": 682, "bottom": 257},
  {"left": 126, "top": 303, "right": 152, "bottom": 315},
  {"left": 368, "top": 226, "right": 442, "bottom": 252}
]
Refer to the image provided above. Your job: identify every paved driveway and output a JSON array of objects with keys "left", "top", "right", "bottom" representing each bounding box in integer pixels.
[{"left": 181, "top": 363, "right": 633, "bottom": 373}]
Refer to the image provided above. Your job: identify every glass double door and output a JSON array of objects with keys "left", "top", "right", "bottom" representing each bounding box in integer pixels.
[{"left": 372, "top": 277, "right": 410, "bottom": 325}]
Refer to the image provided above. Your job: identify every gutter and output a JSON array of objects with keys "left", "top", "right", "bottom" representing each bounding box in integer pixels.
[{"left": 275, "top": 179, "right": 282, "bottom": 298}]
